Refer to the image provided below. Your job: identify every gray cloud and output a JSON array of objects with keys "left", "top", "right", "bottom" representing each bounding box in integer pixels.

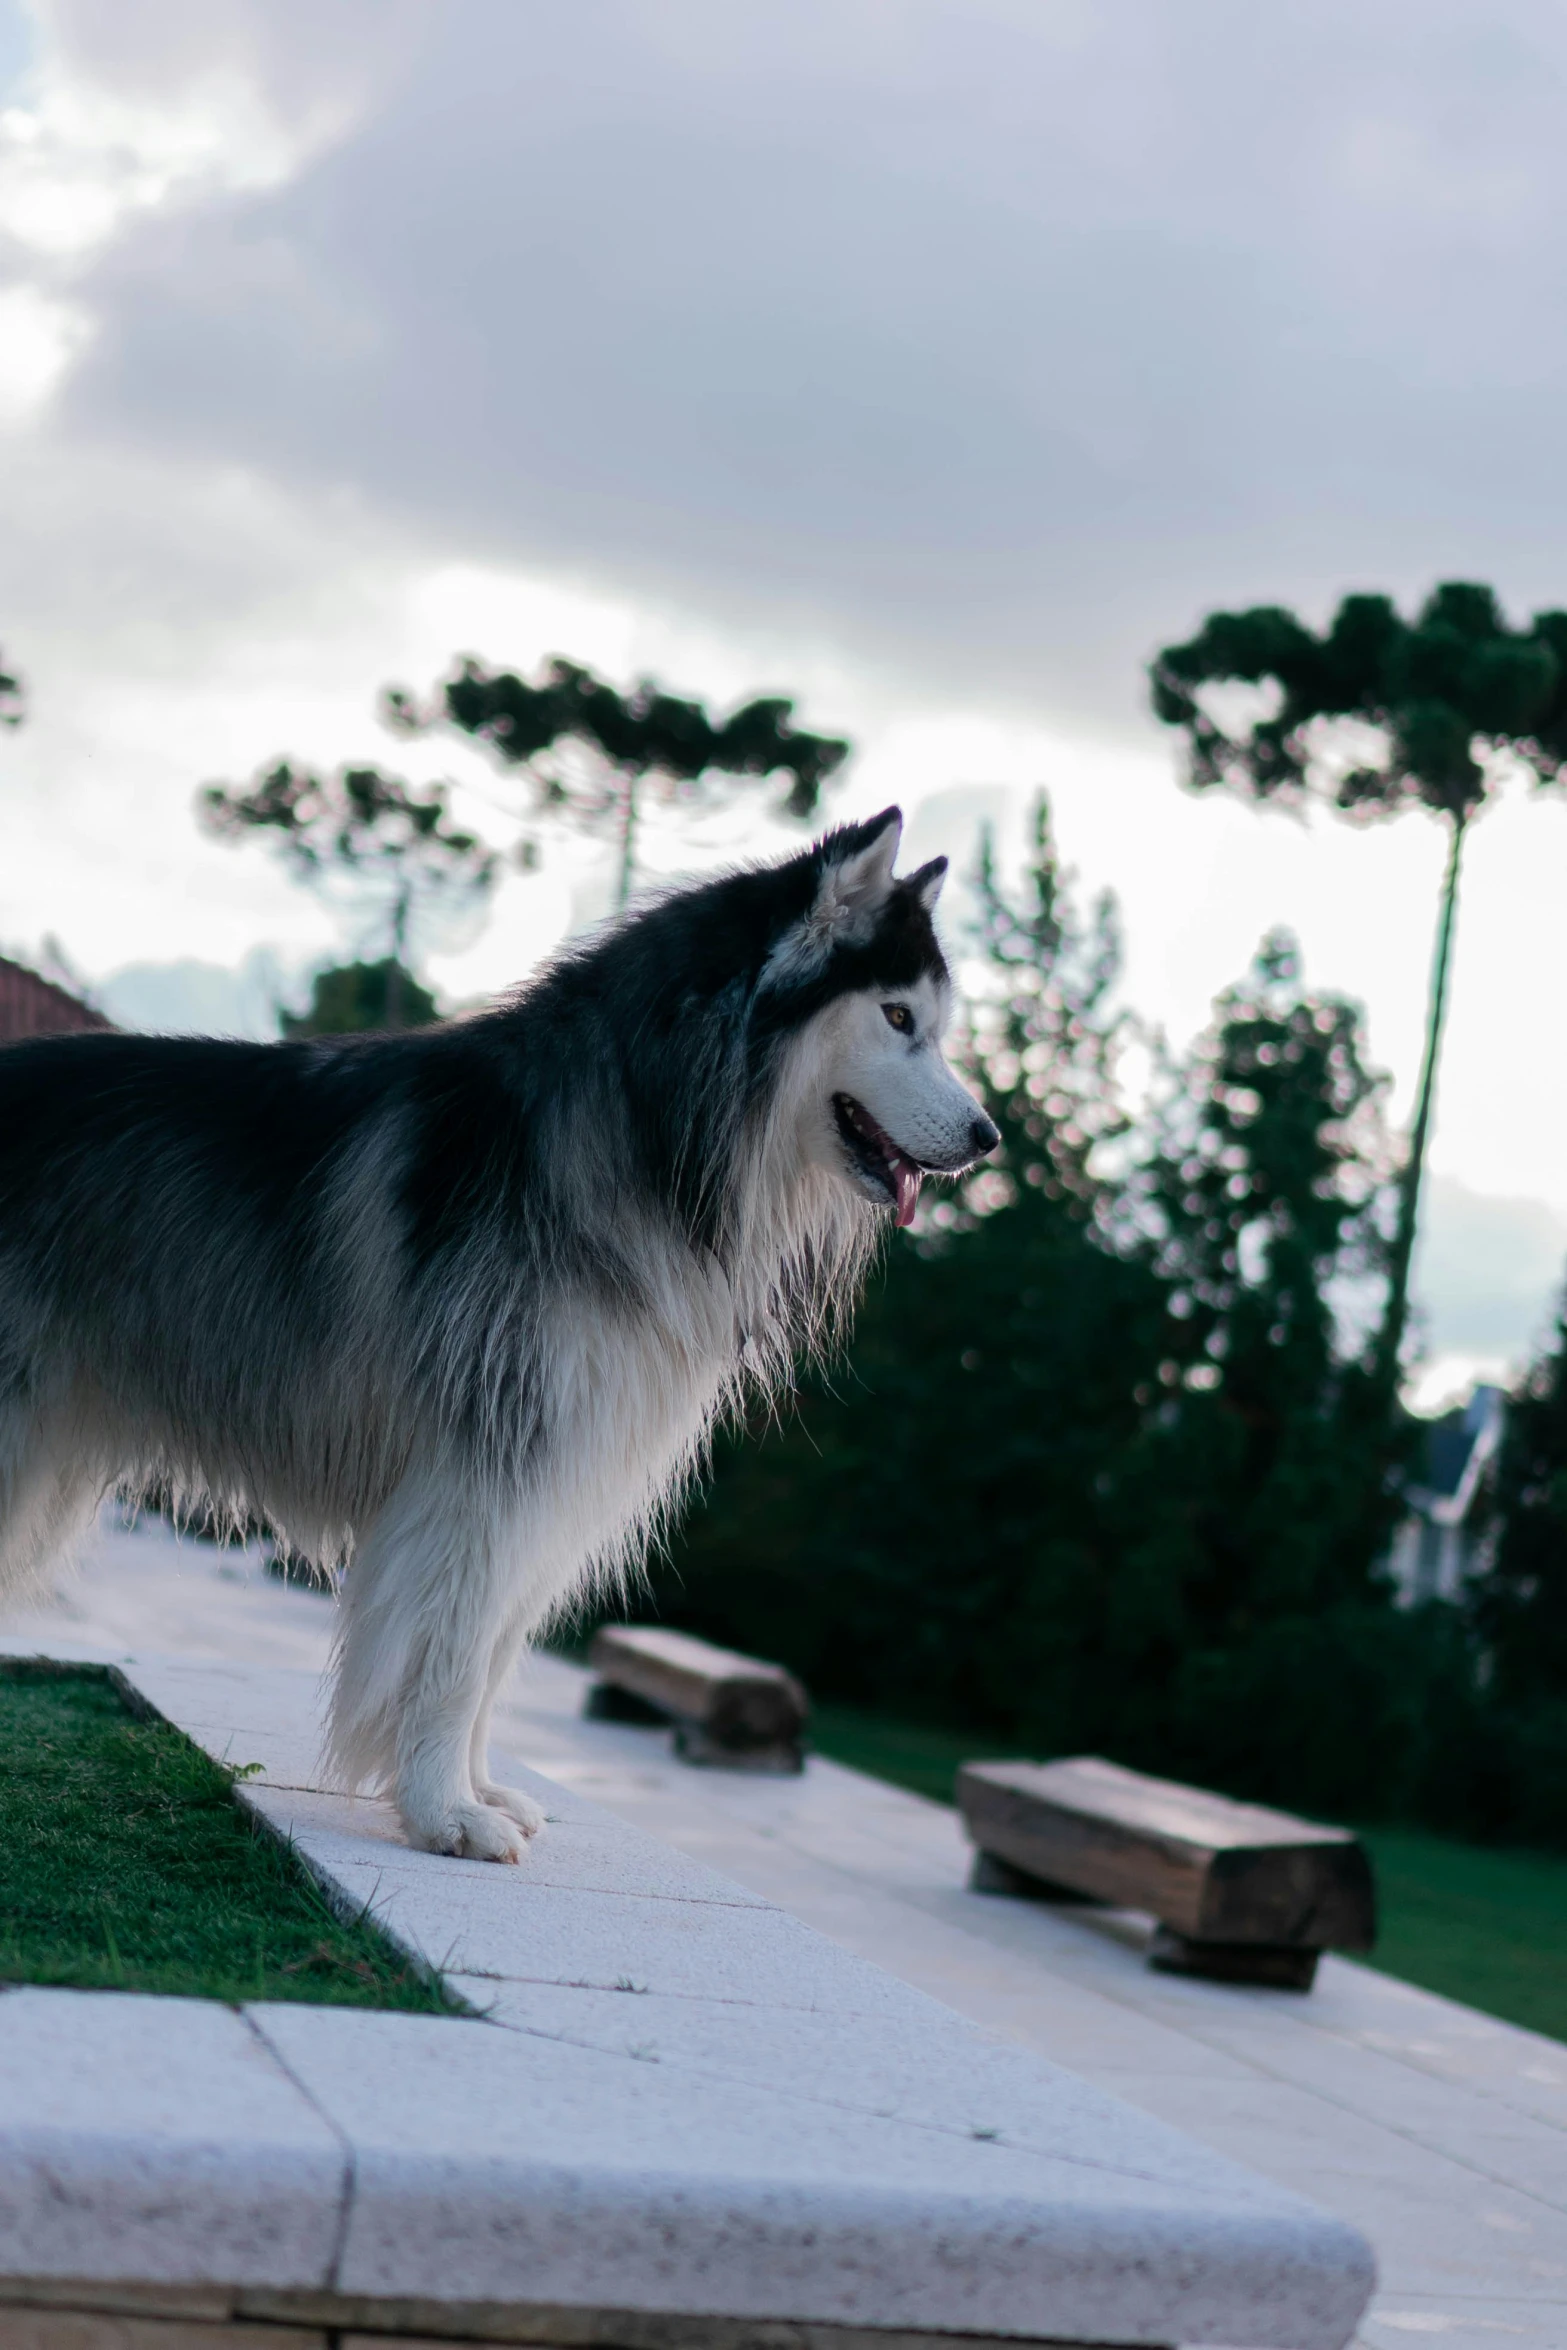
[{"left": 48, "top": 0, "right": 1567, "bottom": 731}]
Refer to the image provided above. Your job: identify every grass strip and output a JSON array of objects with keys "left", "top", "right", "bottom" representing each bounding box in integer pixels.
[
  {"left": 808, "top": 1700, "right": 1567, "bottom": 2046},
  {"left": 0, "top": 1662, "right": 458, "bottom": 2010},
  {"left": 1353, "top": 1824, "right": 1567, "bottom": 2044}
]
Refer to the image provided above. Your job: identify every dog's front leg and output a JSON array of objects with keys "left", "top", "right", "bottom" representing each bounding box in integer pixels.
[
  {"left": 340, "top": 1476, "right": 538, "bottom": 1864},
  {"left": 393, "top": 1639, "right": 532, "bottom": 1863},
  {"left": 467, "top": 1610, "right": 547, "bottom": 1840}
]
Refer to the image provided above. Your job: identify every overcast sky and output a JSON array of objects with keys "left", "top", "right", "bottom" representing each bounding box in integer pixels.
[{"left": 5, "top": 0, "right": 1567, "bottom": 1397}]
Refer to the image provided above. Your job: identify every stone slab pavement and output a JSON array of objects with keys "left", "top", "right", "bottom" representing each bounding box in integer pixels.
[
  {"left": 2, "top": 1529, "right": 1377, "bottom": 2350},
  {"left": 7, "top": 1513, "right": 1567, "bottom": 2348}
]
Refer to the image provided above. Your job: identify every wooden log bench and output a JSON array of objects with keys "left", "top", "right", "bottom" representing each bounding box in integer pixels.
[
  {"left": 585, "top": 1624, "right": 808, "bottom": 1773},
  {"left": 957, "top": 1755, "right": 1376, "bottom": 1989}
]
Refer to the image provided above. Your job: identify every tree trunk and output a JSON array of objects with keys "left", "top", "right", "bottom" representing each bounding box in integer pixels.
[
  {"left": 1371, "top": 810, "right": 1468, "bottom": 1408},
  {"left": 616, "top": 769, "right": 640, "bottom": 910},
  {"left": 387, "top": 885, "right": 410, "bottom": 1030}
]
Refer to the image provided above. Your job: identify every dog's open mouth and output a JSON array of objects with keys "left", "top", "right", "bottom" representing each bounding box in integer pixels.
[{"left": 832, "top": 1093, "right": 927, "bottom": 1228}]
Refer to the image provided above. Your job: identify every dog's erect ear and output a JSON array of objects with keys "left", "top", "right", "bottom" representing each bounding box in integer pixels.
[
  {"left": 905, "top": 855, "right": 947, "bottom": 913},
  {"left": 761, "top": 807, "right": 906, "bottom": 990},
  {"left": 814, "top": 806, "right": 902, "bottom": 939}
]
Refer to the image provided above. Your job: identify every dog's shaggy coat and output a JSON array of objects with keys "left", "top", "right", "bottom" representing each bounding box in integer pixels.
[{"left": 0, "top": 808, "right": 995, "bottom": 1858}]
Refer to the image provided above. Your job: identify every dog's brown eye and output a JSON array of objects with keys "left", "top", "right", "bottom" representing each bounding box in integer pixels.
[{"left": 882, "top": 1004, "right": 913, "bottom": 1033}]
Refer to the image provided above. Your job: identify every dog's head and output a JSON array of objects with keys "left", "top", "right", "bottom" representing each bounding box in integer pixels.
[{"left": 759, "top": 807, "right": 1000, "bottom": 1226}]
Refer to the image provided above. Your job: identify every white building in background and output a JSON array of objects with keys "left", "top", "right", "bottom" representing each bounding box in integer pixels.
[{"left": 1385, "top": 1384, "right": 1505, "bottom": 1606}]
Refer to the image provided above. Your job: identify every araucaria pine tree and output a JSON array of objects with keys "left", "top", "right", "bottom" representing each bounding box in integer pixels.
[
  {"left": 199, "top": 762, "right": 498, "bottom": 1030},
  {"left": 386, "top": 657, "right": 850, "bottom": 906},
  {"left": 1151, "top": 582, "right": 1567, "bottom": 1414}
]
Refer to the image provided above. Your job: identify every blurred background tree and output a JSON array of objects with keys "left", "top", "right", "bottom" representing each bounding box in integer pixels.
[
  {"left": 0, "top": 647, "right": 23, "bottom": 728},
  {"left": 199, "top": 761, "right": 498, "bottom": 1031},
  {"left": 385, "top": 655, "right": 851, "bottom": 906},
  {"left": 1465, "top": 1303, "right": 1567, "bottom": 1841},
  {"left": 1108, "top": 933, "right": 1412, "bottom": 1811},
  {"left": 278, "top": 959, "right": 440, "bottom": 1038},
  {"left": 1475, "top": 1303, "right": 1567, "bottom": 1707},
  {"left": 1150, "top": 581, "right": 1567, "bottom": 1417}
]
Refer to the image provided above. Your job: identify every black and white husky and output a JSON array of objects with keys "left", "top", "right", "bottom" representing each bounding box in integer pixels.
[{"left": 0, "top": 808, "right": 996, "bottom": 1860}]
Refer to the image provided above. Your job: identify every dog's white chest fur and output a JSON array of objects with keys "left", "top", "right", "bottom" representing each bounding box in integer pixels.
[{"left": 535, "top": 1237, "right": 739, "bottom": 1591}]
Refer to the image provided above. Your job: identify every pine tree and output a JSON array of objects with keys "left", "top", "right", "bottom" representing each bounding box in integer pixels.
[
  {"left": 199, "top": 762, "right": 497, "bottom": 1029},
  {"left": 1108, "top": 936, "right": 1416, "bottom": 1807},
  {"left": 385, "top": 657, "right": 850, "bottom": 906},
  {"left": 1151, "top": 583, "right": 1567, "bottom": 1417},
  {"left": 1134, "top": 930, "right": 1398, "bottom": 1620}
]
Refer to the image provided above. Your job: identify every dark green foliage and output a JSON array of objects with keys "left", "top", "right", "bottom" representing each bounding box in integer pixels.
[
  {"left": 1152, "top": 581, "right": 1567, "bottom": 823},
  {"left": 387, "top": 655, "right": 851, "bottom": 903},
  {"left": 0, "top": 1665, "right": 457, "bottom": 2008},
  {"left": 1062, "top": 938, "right": 1419, "bottom": 1818},
  {"left": 405, "top": 656, "right": 850, "bottom": 818},
  {"left": 1120, "top": 934, "right": 1404, "bottom": 1658},
  {"left": 0, "top": 646, "right": 21, "bottom": 728},
  {"left": 200, "top": 760, "right": 497, "bottom": 970},
  {"left": 1450, "top": 1302, "right": 1567, "bottom": 1849},
  {"left": 661, "top": 1162, "right": 1168, "bottom": 1743},
  {"left": 281, "top": 957, "right": 439, "bottom": 1037},
  {"left": 200, "top": 761, "right": 493, "bottom": 880}
]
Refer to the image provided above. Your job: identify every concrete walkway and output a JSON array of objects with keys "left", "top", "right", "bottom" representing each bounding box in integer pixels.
[{"left": 8, "top": 1514, "right": 1567, "bottom": 2350}]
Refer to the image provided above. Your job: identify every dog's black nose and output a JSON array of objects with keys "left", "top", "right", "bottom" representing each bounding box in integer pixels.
[{"left": 971, "top": 1112, "right": 1001, "bottom": 1159}]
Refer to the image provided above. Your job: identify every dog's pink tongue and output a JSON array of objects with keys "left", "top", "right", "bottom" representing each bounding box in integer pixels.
[{"left": 894, "top": 1158, "right": 922, "bottom": 1228}]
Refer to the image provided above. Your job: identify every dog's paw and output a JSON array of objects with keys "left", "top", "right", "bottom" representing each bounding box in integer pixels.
[
  {"left": 405, "top": 1801, "right": 529, "bottom": 1864},
  {"left": 475, "top": 1781, "right": 548, "bottom": 1841}
]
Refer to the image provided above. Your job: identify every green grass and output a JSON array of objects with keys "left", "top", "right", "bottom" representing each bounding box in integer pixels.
[
  {"left": 0, "top": 1664, "right": 458, "bottom": 2009},
  {"left": 808, "top": 1700, "right": 1567, "bottom": 2045},
  {"left": 1353, "top": 1826, "right": 1567, "bottom": 2043},
  {"left": 810, "top": 1702, "right": 1019, "bottom": 1804}
]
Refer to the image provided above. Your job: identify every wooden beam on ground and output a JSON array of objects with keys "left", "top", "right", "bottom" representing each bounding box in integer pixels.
[
  {"left": 586, "top": 1625, "right": 808, "bottom": 1773},
  {"left": 957, "top": 1755, "right": 1375, "bottom": 1990}
]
